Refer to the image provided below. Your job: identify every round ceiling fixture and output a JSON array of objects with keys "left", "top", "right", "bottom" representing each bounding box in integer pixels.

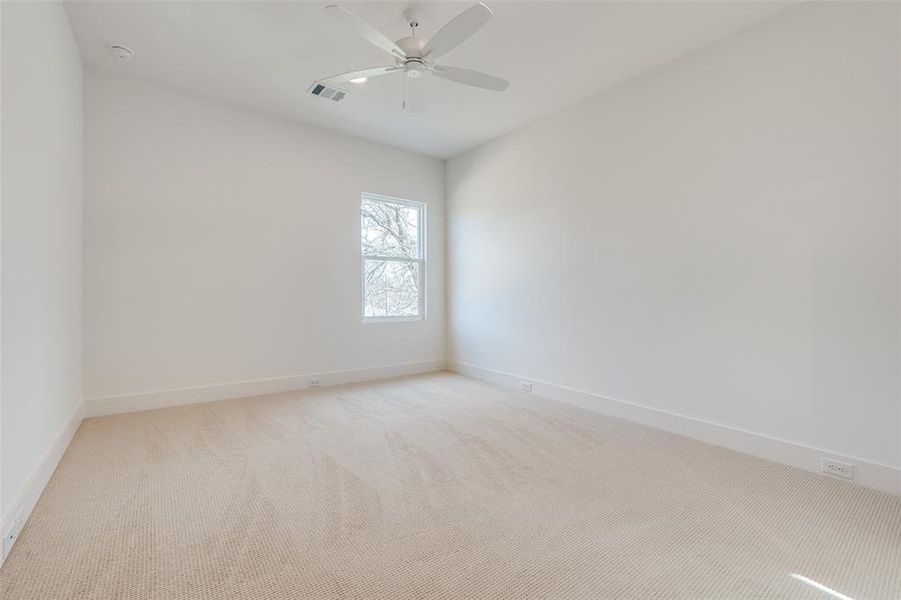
[
  {"left": 109, "top": 44, "right": 135, "bottom": 61},
  {"left": 404, "top": 61, "right": 425, "bottom": 79}
]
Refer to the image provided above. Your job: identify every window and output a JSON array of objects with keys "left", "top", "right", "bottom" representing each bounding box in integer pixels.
[{"left": 361, "top": 194, "right": 425, "bottom": 321}]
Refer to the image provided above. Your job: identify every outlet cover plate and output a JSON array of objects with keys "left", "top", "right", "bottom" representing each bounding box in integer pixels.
[{"left": 821, "top": 457, "right": 854, "bottom": 480}]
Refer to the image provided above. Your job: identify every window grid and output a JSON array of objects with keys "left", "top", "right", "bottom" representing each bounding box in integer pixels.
[{"left": 361, "top": 193, "right": 426, "bottom": 322}]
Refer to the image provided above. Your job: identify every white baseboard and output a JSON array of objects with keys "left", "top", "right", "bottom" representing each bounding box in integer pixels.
[
  {"left": 1, "top": 400, "right": 84, "bottom": 566},
  {"left": 84, "top": 359, "right": 447, "bottom": 417},
  {"left": 449, "top": 360, "right": 901, "bottom": 497}
]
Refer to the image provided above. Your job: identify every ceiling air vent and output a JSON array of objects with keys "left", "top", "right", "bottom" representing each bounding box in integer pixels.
[{"left": 308, "top": 82, "right": 346, "bottom": 103}]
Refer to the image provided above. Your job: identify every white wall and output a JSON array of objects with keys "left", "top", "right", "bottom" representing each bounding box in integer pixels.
[
  {"left": 447, "top": 3, "right": 900, "bottom": 478},
  {"left": 83, "top": 71, "right": 445, "bottom": 410},
  {"left": 1, "top": 0, "right": 83, "bottom": 548}
]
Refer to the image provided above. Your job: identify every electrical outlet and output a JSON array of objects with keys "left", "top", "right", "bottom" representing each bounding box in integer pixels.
[
  {"left": 821, "top": 457, "right": 854, "bottom": 480},
  {"left": 2, "top": 518, "right": 21, "bottom": 559},
  {"left": 521, "top": 382, "right": 532, "bottom": 393},
  {"left": 308, "top": 378, "right": 321, "bottom": 388}
]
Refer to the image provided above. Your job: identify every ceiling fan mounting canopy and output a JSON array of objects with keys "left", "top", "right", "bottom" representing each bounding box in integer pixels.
[
  {"left": 402, "top": 8, "right": 421, "bottom": 30},
  {"left": 321, "top": 2, "right": 510, "bottom": 112}
]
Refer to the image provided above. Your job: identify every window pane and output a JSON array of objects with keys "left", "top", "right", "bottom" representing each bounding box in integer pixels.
[
  {"left": 364, "top": 259, "right": 420, "bottom": 318},
  {"left": 361, "top": 198, "right": 420, "bottom": 259}
]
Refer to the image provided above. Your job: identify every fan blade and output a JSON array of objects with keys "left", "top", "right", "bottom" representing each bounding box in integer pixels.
[
  {"left": 325, "top": 5, "right": 406, "bottom": 60},
  {"left": 422, "top": 2, "right": 492, "bottom": 61},
  {"left": 431, "top": 65, "right": 509, "bottom": 91},
  {"left": 323, "top": 65, "right": 401, "bottom": 84},
  {"left": 403, "top": 76, "right": 425, "bottom": 113}
]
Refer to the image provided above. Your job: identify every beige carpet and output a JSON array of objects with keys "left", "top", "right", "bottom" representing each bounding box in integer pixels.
[{"left": 1, "top": 372, "right": 899, "bottom": 599}]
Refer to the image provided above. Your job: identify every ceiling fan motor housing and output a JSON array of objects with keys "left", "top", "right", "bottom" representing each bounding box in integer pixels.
[
  {"left": 396, "top": 37, "right": 428, "bottom": 78},
  {"left": 397, "top": 37, "right": 425, "bottom": 59}
]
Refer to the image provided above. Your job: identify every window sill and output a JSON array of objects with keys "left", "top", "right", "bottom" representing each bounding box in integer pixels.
[{"left": 363, "top": 316, "right": 424, "bottom": 324}]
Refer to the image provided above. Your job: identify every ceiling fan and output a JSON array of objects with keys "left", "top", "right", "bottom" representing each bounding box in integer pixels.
[{"left": 321, "top": 2, "right": 509, "bottom": 112}]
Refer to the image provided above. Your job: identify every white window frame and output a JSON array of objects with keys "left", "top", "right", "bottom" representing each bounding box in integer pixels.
[{"left": 360, "top": 193, "right": 426, "bottom": 323}]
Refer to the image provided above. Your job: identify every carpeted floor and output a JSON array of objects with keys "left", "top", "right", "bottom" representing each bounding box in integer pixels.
[{"left": 1, "top": 372, "right": 899, "bottom": 599}]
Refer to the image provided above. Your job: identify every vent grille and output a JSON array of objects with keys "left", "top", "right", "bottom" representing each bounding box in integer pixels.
[{"left": 308, "top": 82, "right": 346, "bottom": 102}]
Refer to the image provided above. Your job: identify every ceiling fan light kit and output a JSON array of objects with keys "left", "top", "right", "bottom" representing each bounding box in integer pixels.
[{"left": 320, "top": 1, "right": 509, "bottom": 112}]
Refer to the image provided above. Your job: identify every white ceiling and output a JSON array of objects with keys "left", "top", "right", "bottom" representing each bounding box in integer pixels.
[{"left": 65, "top": 1, "right": 791, "bottom": 158}]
